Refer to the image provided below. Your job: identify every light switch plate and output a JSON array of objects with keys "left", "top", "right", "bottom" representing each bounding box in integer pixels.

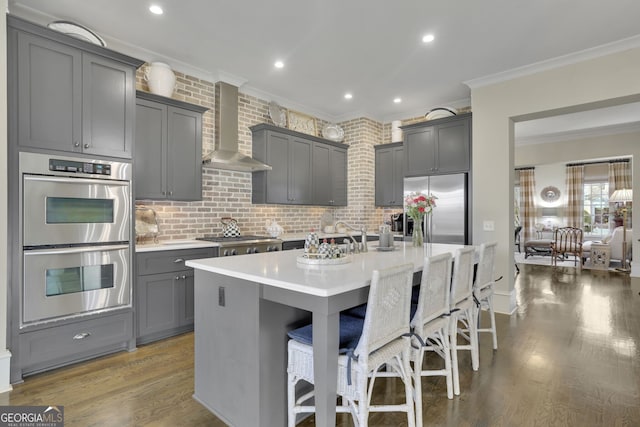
[{"left": 483, "top": 220, "right": 495, "bottom": 231}]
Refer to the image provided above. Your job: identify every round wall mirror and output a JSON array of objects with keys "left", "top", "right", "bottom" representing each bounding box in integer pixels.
[{"left": 540, "top": 186, "right": 561, "bottom": 202}]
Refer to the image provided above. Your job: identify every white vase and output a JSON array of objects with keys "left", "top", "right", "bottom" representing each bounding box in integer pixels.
[{"left": 144, "top": 62, "right": 176, "bottom": 97}]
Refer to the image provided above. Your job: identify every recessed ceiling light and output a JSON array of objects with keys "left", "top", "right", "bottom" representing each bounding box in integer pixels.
[
  {"left": 344, "top": 93, "right": 353, "bottom": 100},
  {"left": 274, "top": 60, "right": 284, "bottom": 69},
  {"left": 393, "top": 97, "right": 402, "bottom": 104},
  {"left": 149, "top": 5, "right": 163, "bottom": 15},
  {"left": 422, "top": 34, "right": 435, "bottom": 43}
]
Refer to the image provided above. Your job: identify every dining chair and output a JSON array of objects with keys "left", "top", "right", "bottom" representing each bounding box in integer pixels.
[
  {"left": 550, "top": 226, "right": 583, "bottom": 266},
  {"left": 448, "top": 246, "right": 478, "bottom": 396},
  {"left": 286, "top": 263, "right": 416, "bottom": 427},
  {"left": 473, "top": 242, "right": 499, "bottom": 351}
]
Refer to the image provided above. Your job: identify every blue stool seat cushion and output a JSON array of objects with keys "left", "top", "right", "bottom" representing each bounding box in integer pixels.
[
  {"left": 287, "top": 314, "right": 364, "bottom": 353},
  {"left": 411, "top": 284, "right": 420, "bottom": 304},
  {"left": 344, "top": 302, "right": 418, "bottom": 322},
  {"left": 342, "top": 303, "right": 367, "bottom": 319},
  {"left": 410, "top": 303, "right": 418, "bottom": 319}
]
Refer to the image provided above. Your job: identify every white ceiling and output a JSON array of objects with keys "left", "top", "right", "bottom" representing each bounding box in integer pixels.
[{"left": 8, "top": 0, "right": 640, "bottom": 139}]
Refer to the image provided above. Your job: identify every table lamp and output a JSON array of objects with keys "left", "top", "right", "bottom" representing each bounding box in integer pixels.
[{"left": 609, "top": 188, "right": 632, "bottom": 270}]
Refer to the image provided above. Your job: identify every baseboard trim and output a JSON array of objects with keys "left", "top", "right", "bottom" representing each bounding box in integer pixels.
[
  {"left": 493, "top": 290, "right": 517, "bottom": 315},
  {"left": 0, "top": 350, "right": 13, "bottom": 393}
]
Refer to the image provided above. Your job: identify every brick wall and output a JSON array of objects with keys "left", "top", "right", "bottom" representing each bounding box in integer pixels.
[{"left": 135, "top": 64, "right": 468, "bottom": 241}]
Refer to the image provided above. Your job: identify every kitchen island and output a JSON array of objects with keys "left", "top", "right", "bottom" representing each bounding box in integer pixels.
[{"left": 186, "top": 242, "right": 471, "bottom": 427}]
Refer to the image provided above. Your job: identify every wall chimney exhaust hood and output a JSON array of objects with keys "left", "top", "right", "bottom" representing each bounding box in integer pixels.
[{"left": 203, "top": 81, "right": 272, "bottom": 172}]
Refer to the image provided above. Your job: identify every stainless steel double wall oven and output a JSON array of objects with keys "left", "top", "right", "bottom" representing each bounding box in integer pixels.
[{"left": 19, "top": 152, "right": 132, "bottom": 326}]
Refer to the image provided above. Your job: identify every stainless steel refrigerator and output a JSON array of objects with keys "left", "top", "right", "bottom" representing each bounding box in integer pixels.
[{"left": 403, "top": 174, "right": 468, "bottom": 244}]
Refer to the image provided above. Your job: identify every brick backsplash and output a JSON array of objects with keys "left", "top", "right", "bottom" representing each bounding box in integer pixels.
[{"left": 135, "top": 64, "right": 468, "bottom": 241}]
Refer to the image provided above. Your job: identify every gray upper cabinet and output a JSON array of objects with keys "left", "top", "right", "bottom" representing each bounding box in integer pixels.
[
  {"left": 134, "top": 91, "right": 207, "bottom": 201},
  {"left": 252, "top": 124, "right": 347, "bottom": 206},
  {"left": 375, "top": 142, "right": 404, "bottom": 207},
  {"left": 16, "top": 32, "right": 81, "bottom": 152},
  {"left": 82, "top": 54, "right": 135, "bottom": 158},
  {"left": 135, "top": 99, "right": 167, "bottom": 199},
  {"left": 403, "top": 113, "right": 471, "bottom": 177},
  {"left": 312, "top": 142, "right": 348, "bottom": 206},
  {"left": 10, "top": 16, "right": 142, "bottom": 158},
  {"left": 288, "top": 137, "right": 313, "bottom": 205}
]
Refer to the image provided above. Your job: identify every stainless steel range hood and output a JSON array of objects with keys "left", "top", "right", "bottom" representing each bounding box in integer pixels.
[{"left": 203, "top": 81, "right": 272, "bottom": 172}]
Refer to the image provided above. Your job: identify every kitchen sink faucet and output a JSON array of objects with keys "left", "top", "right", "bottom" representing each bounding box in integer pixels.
[{"left": 334, "top": 221, "right": 368, "bottom": 253}]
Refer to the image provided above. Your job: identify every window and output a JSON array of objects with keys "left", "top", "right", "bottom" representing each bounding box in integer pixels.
[{"left": 583, "top": 182, "right": 609, "bottom": 239}]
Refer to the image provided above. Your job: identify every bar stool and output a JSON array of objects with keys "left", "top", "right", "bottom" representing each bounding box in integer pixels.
[
  {"left": 474, "top": 242, "right": 499, "bottom": 350},
  {"left": 448, "top": 246, "right": 479, "bottom": 396},
  {"left": 286, "top": 263, "right": 416, "bottom": 427}
]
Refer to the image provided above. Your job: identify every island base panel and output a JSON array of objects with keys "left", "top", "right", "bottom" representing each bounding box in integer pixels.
[{"left": 193, "top": 271, "right": 310, "bottom": 427}]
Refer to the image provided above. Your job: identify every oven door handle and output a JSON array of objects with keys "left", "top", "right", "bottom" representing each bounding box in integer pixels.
[
  {"left": 24, "top": 175, "right": 130, "bottom": 186},
  {"left": 23, "top": 244, "right": 129, "bottom": 256}
]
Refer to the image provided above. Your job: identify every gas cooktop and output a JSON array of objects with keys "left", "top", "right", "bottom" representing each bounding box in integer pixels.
[
  {"left": 196, "top": 235, "right": 280, "bottom": 245},
  {"left": 197, "top": 235, "right": 283, "bottom": 256}
]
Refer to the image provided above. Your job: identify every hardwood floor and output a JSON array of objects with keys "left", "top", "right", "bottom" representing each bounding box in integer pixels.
[{"left": 3, "top": 264, "right": 639, "bottom": 426}]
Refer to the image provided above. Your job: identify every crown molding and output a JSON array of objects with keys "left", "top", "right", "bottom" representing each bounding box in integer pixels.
[
  {"left": 465, "top": 34, "right": 640, "bottom": 90},
  {"left": 8, "top": 4, "right": 219, "bottom": 82},
  {"left": 516, "top": 121, "right": 640, "bottom": 146},
  {"left": 8, "top": 3, "right": 467, "bottom": 125}
]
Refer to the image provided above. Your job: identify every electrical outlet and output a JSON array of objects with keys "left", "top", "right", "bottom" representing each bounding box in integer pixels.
[
  {"left": 483, "top": 220, "right": 495, "bottom": 231},
  {"left": 218, "top": 286, "right": 225, "bottom": 307}
]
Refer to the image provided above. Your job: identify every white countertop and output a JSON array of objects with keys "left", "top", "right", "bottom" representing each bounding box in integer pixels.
[
  {"left": 279, "top": 232, "right": 360, "bottom": 242},
  {"left": 186, "top": 242, "right": 471, "bottom": 297},
  {"left": 135, "top": 232, "right": 403, "bottom": 252},
  {"left": 135, "top": 240, "right": 219, "bottom": 252},
  {"left": 279, "top": 231, "right": 402, "bottom": 241}
]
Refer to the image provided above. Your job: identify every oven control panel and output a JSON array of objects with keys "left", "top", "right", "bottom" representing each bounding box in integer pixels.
[{"left": 49, "top": 158, "right": 111, "bottom": 176}]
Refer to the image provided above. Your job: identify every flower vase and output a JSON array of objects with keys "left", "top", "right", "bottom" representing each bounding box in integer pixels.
[{"left": 412, "top": 216, "right": 423, "bottom": 247}]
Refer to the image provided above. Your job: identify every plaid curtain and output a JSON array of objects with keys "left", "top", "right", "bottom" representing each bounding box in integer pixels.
[
  {"left": 519, "top": 169, "right": 536, "bottom": 242},
  {"left": 566, "top": 165, "right": 584, "bottom": 228},
  {"left": 609, "top": 161, "right": 632, "bottom": 191},
  {"left": 608, "top": 161, "right": 632, "bottom": 230}
]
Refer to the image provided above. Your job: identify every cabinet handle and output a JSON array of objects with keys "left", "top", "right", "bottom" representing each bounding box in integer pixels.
[
  {"left": 174, "top": 258, "right": 185, "bottom": 263},
  {"left": 84, "top": 143, "right": 90, "bottom": 149},
  {"left": 73, "top": 332, "right": 91, "bottom": 340},
  {"left": 181, "top": 275, "right": 187, "bottom": 279},
  {"left": 168, "top": 191, "right": 173, "bottom": 196},
  {"left": 175, "top": 276, "right": 180, "bottom": 280},
  {"left": 74, "top": 141, "right": 80, "bottom": 147}
]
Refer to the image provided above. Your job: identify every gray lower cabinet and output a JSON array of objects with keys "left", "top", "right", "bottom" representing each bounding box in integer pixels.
[
  {"left": 403, "top": 113, "right": 471, "bottom": 176},
  {"left": 9, "top": 16, "right": 142, "bottom": 158},
  {"left": 375, "top": 142, "right": 404, "bottom": 207},
  {"left": 18, "top": 310, "right": 134, "bottom": 378},
  {"left": 136, "top": 247, "right": 216, "bottom": 344},
  {"left": 251, "top": 123, "right": 348, "bottom": 206},
  {"left": 135, "top": 91, "right": 208, "bottom": 201}
]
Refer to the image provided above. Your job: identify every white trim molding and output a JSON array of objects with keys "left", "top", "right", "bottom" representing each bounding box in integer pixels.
[
  {"left": 516, "top": 121, "right": 640, "bottom": 146},
  {"left": 465, "top": 34, "right": 640, "bottom": 90},
  {"left": 493, "top": 290, "right": 517, "bottom": 315},
  {"left": 0, "top": 350, "right": 12, "bottom": 393}
]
